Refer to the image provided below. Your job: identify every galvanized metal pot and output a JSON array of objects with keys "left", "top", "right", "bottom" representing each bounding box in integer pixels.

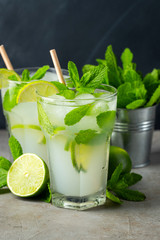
[{"left": 111, "top": 105, "right": 157, "bottom": 168}]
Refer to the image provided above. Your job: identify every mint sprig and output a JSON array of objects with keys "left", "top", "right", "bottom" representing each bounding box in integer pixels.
[
  {"left": 106, "top": 164, "right": 146, "bottom": 203},
  {"left": 82, "top": 45, "right": 160, "bottom": 108}
]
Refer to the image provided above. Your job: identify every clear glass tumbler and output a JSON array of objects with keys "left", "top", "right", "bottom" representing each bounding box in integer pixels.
[{"left": 37, "top": 85, "right": 117, "bottom": 210}]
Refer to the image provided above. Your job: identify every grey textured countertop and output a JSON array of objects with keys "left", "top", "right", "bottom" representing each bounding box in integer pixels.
[{"left": 0, "top": 130, "right": 160, "bottom": 240}]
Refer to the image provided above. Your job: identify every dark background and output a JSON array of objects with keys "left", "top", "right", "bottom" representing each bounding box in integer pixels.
[{"left": 0, "top": 0, "right": 160, "bottom": 128}]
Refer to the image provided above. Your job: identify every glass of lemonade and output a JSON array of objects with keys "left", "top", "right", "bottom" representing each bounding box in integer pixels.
[
  {"left": 1, "top": 67, "right": 68, "bottom": 164},
  {"left": 37, "top": 85, "right": 117, "bottom": 210}
]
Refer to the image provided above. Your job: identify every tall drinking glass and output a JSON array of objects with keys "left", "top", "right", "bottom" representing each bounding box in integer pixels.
[
  {"left": 1, "top": 67, "right": 68, "bottom": 163},
  {"left": 37, "top": 86, "right": 117, "bottom": 210}
]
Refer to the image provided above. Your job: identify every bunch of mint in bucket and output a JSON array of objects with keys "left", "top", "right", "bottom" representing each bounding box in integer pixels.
[
  {"left": 83, "top": 45, "right": 160, "bottom": 109},
  {"left": 0, "top": 135, "right": 145, "bottom": 204}
]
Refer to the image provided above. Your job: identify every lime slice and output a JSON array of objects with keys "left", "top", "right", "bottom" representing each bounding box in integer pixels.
[
  {"left": 7, "top": 153, "right": 49, "bottom": 197},
  {"left": 16, "top": 80, "right": 59, "bottom": 103},
  {"left": 11, "top": 124, "right": 41, "bottom": 131},
  {"left": 71, "top": 141, "right": 91, "bottom": 172},
  {"left": 11, "top": 124, "right": 46, "bottom": 144},
  {"left": 0, "top": 69, "right": 21, "bottom": 88}
]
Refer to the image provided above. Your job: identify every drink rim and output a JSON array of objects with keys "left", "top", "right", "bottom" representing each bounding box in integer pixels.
[
  {"left": 6, "top": 67, "right": 69, "bottom": 84},
  {"left": 37, "top": 84, "right": 117, "bottom": 104}
]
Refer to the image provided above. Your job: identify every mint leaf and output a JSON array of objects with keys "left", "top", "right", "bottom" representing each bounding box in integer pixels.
[
  {"left": 117, "top": 81, "right": 147, "bottom": 108},
  {"left": 105, "top": 45, "right": 121, "bottom": 88},
  {"left": 96, "top": 59, "right": 107, "bottom": 66},
  {"left": 106, "top": 189, "right": 122, "bottom": 204},
  {"left": 21, "top": 69, "right": 30, "bottom": 81},
  {"left": 96, "top": 111, "right": 116, "bottom": 133},
  {"left": 126, "top": 99, "right": 146, "bottom": 109},
  {"left": 81, "top": 65, "right": 105, "bottom": 87},
  {"left": 76, "top": 87, "right": 94, "bottom": 94},
  {"left": 123, "top": 69, "right": 142, "bottom": 83},
  {"left": 144, "top": 69, "right": 159, "bottom": 82},
  {"left": 0, "top": 157, "right": 11, "bottom": 170},
  {"left": 8, "top": 135, "right": 23, "bottom": 161},
  {"left": 115, "top": 189, "right": 146, "bottom": 201},
  {"left": 65, "top": 78, "right": 74, "bottom": 88},
  {"left": 51, "top": 81, "right": 68, "bottom": 91},
  {"left": 3, "top": 84, "right": 23, "bottom": 111},
  {"left": 86, "top": 66, "right": 108, "bottom": 88},
  {"left": 82, "top": 64, "right": 97, "bottom": 74},
  {"left": 0, "top": 168, "right": 8, "bottom": 188},
  {"left": 37, "top": 101, "right": 55, "bottom": 135},
  {"left": 8, "top": 75, "right": 20, "bottom": 81},
  {"left": 146, "top": 84, "right": 160, "bottom": 107},
  {"left": 30, "top": 65, "right": 50, "bottom": 80},
  {"left": 80, "top": 71, "right": 92, "bottom": 86},
  {"left": 37, "top": 182, "right": 51, "bottom": 203},
  {"left": 64, "top": 104, "right": 90, "bottom": 126},
  {"left": 58, "top": 89, "right": 75, "bottom": 99},
  {"left": 68, "top": 61, "right": 80, "bottom": 88},
  {"left": 131, "top": 81, "right": 147, "bottom": 99},
  {"left": 117, "top": 82, "right": 134, "bottom": 108},
  {"left": 143, "top": 71, "right": 160, "bottom": 100},
  {"left": 107, "top": 163, "right": 123, "bottom": 189},
  {"left": 122, "top": 172, "right": 142, "bottom": 186},
  {"left": 114, "top": 178, "right": 128, "bottom": 190},
  {"left": 121, "top": 48, "right": 133, "bottom": 69},
  {"left": 75, "top": 129, "right": 97, "bottom": 144}
]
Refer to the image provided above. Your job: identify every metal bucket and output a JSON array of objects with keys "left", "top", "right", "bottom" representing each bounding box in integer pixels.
[{"left": 111, "top": 105, "right": 157, "bottom": 168}]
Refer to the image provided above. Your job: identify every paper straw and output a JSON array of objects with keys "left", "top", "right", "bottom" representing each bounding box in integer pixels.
[
  {"left": 50, "top": 49, "right": 66, "bottom": 85},
  {"left": 0, "top": 45, "right": 14, "bottom": 70}
]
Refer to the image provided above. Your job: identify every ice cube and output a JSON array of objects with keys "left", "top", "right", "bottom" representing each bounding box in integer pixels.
[
  {"left": 75, "top": 93, "right": 95, "bottom": 105},
  {"left": 87, "top": 100, "right": 109, "bottom": 116}
]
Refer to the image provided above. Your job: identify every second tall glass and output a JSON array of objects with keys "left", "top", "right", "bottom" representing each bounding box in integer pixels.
[{"left": 1, "top": 67, "right": 68, "bottom": 163}]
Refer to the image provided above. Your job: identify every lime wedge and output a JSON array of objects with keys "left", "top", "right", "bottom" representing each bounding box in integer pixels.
[
  {"left": 16, "top": 80, "right": 59, "bottom": 103},
  {"left": 7, "top": 153, "right": 49, "bottom": 197},
  {"left": 71, "top": 141, "right": 91, "bottom": 172},
  {"left": 11, "top": 124, "right": 41, "bottom": 131},
  {"left": 11, "top": 124, "right": 46, "bottom": 144},
  {"left": 0, "top": 69, "right": 21, "bottom": 88}
]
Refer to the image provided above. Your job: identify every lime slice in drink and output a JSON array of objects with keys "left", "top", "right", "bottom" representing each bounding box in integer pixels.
[
  {"left": 7, "top": 153, "right": 49, "bottom": 197},
  {"left": 11, "top": 124, "right": 46, "bottom": 144},
  {"left": 16, "top": 80, "right": 59, "bottom": 103},
  {"left": 0, "top": 69, "right": 21, "bottom": 88},
  {"left": 71, "top": 142, "right": 91, "bottom": 172}
]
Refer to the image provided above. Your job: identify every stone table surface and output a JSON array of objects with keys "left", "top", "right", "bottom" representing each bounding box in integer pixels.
[{"left": 0, "top": 130, "right": 160, "bottom": 240}]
